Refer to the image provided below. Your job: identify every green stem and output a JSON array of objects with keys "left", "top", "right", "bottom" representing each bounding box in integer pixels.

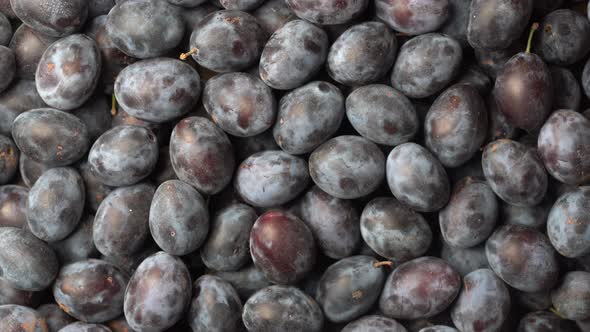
[{"left": 526, "top": 22, "right": 539, "bottom": 53}]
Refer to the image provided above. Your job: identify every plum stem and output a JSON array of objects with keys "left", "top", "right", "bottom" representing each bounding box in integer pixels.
[
  {"left": 373, "top": 261, "right": 394, "bottom": 268},
  {"left": 111, "top": 94, "right": 117, "bottom": 116},
  {"left": 180, "top": 48, "right": 199, "bottom": 60},
  {"left": 526, "top": 22, "right": 539, "bottom": 54},
  {"left": 550, "top": 307, "right": 565, "bottom": 319}
]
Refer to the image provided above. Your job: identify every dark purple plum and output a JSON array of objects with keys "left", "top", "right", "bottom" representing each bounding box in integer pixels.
[
  {"left": 486, "top": 94, "right": 517, "bottom": 143},
  {"left": 203, "top": 72, "right": 275, "bottom": 137},
  {"left": 482, "top": 139, "right": 547, "bottom": 207},
  {"left": 188, "top": 10, "right": 266, "bottom": 72},
  {"left": 78, "top": 160, "right": 112, "bottom": 212},
  {"left": 106, "top": 0, "right": 184, "bottom": 59},
  {"left": 259, "top": 20, "right": 328, "bottom": 90},
  {"left": 252, "top": 0, "right": 296, "bottom": 34},
  {"left": 71, "top": 95, "right": 112, "bottom": 141},
  {"left": 547, "top": 187, "right": 590, "bottom": 258},
  {"left": 53, "top": 259, "right": 129, "bottom": 323},
  {"left": 391, "top": 33, "right": 462, "bottom": 99},
  {"left": 361, "top": 197, "right": 431, "bottom": 262},
  {"left": 124, "top": 252, "right": 192, "bottom": 331},
  {"left": 213, "top": 264, "right": 272, "bottom": 299},
  {"left": 250, "top": 210, "right": 316, "bottom": 284},
  {"left": 114, "top": 58, "right": 201, "bottom": 123},
  {"left": 88, "top": 125, "right": 158, "bottom": 187},
  {"left": 551, "top": 271, "right": 590, "bottom": 320},
  {"left": 485, "top": 224, "right": 559, "bottom": 292},
  {"left": 170, "top": 117, "right": 235, "bottom": 195},
  {"left": 538, "top": 110, "right": 590, "bottom": 186},
  {"left": 149, "top": 180, "right": 209, "bottom": 256},
  {"left": 0, "top": 185, "right": 27, "bottom": 228},
  {"left": 379, "top": 257, "right": 461, "bottom": 320},
  {"left": 187, "top": 275, "right": 243, "bottom": 332},
  {"left": 35, "top": 34, "right": 101, "bottom": 110},
  {"left": 310, "top": 136, "right": 385, "bottom": 200},
  {"left": 234, "top": 150, "right": 309, "bottom": 207},
  {"left": 59, "top": 322, "right": 112, "bottom": 332},
  {"left": 346, "top": 84, "right": 418, "bottom": 147},
  {"left": 93, "top": 183, "right": 155, "bottom": 257},
  {"left": 37, "top": 304, "right": 75, "bottom": 332},
  {"left": 439, "top": 177, "right": 498, "bottom": 248},
  {"left": 316, "top": 256, "right": 386, "bottom": 323},
  {"left": 518, "top": 311, "right": 581, "bottom": 332},
  {"left": 450, "top": 269, "right": 511, "bottom": 332},
  {"left": 375, "top": 0, "right": 450, "bottom": 35},
  {"left": 286, "top": 0, "right": 368, "bottom": 25},
  {"left": 0, "top": 46, "right": 15, "bottom": 93},
  {"left": 467, "top": 0, "right": 532, "bottom": 50},
  {"left": 534, "top": 9, "right": 590, "bottom": 65},
  {"left": 51, "top": 215, "right": 99, "bottom": 264},
  {"left": 12, "top": 108, "right": 89, "bottom": 166},
  {"left": 200, "top": 203, "right": 255, "bottom": 271},
  {"left": 242, "top": 285, "right": 323, "bottom": 332},
  {"left": 26, "top": 167, "right": 85, "bottom": 242},
  {"left": 440, "top": 0, "right": 470, "bottom": 48},
  {"left": 327, "top": 22, "right": 396, "bottom": 86},
  {"left": 440, "top": 244, "right": 489, "bottom": 277},
  {"left": 0, "top": 278, "right": 38, "bottom": 307},
  {"left": 273, "top": 81, "right": 344, "bottom": 154},
  {"left": 0, "top": 227, "right": 58, "bottom": 291},
  {"left": 8, "top": 25, "right": 58, "bottom": 79},
  {"left": 18, "top": 154, "right": 51, "bottom": 188},
  {"left": 386, "top": 142, "right": 450, "bottom": 212},
  {"left": 425, "top": 84, "right": 487, "bottom": 167},
  {"left": 0, "top": 79, "right": 47, "bottom": 136},
  {"left": 219, "top": 0, "right": 264, "bottom": 10},
  {"left": 342, "top": 315, "right": 407, "bottom": 332},
  {"left": 0, "top": 135, "right": 18, "bottom": 184},
  {"left": 10, "top": 0, "right": 88, "bottom": 37},
  {"left": 0, "top": 305, "right": 49, "bottom": 332},
  {"left": 0, "top": 12, "right": 10, "bottom": 46}
]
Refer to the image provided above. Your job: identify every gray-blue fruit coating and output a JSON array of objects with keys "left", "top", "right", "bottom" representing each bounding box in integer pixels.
[
  {"left": 168, "top": 0, "right": 207, "bottom": 7},
  {"left": 327, "top": 22, "right": 396, "bottom": 86},
  {"left": 189, "top": 10, "right": 266, "bottom": 73},
  {"left": 273, "top": 81, "right": 344, "bottom": 154},
  {"left": 106, "top": 0, "right": 184, "bottom": 59},
  {"left": 485, "top": 224, "right": 559, "bottom": 292},
  {"left": 51, "top": 214, "right": 99, "bottom": 264},
  {"left": 59, "top": 322, "right": 112, "bottom": 332},
  {"left": 386, "top": 142, "right": 450, "bottom": 212},
  {"left": 550, "top": 66, "right": 581, "bottom": 111},
  {"left": 361, "top": 197, "right": 432, "bottom": 262},
  {"left": 213, "top": 264, "right": 272, "bottom": 299},
  {"left": 219, "top": 0, "right": 265, "bottom": 10},
  {"left": 242, "top": 285, "right": 324, "bottom": 332},
  {"left": 425, "top": 84, "right": 488, "bottom": 168},
  {"left": 482, "top": 139, "right": 547, "bottom": 207},
  {"left": 252, "top": 0, "right": 296, "bottom": 35},
  {"left": 234, "top": 150, "right": 309, "bottom": 207},
  {"left": 93, "top": 183, "right": 155, "bottom": 257},
  {"left": 342, "top": 315, "right": 407, "bottom": 332},
  {"left": 285, "top": 0, "right": 368, "bottom": 25},
  {"left": 8, "top": 25, "right": 59, "bottom": 79},
  {"left": 439, "top": 177, "right": 498, "bottom": 248},
  {"left": 149, "top": 180, "right": 209, "bottom": 256},
  {"left": 0, "top": 227, "right": 58, "bottom": 291},
  {"left": 259, "top": 20, "right": 328, "bottom": 90},
  {"left": 0, "top": 185, "right": 28, "bottom": 228},
  {"left": 37, "top": 304, "right": 75, "bottom": 332},
  {"left": 0, "top": 305, "right": 49, "bottom": 331},
  {"left": 0, "top": 135, "right": 18, "bottom": 184},
  {"left": 35, "top": 34, "right": 101, "bottom": 110},
  {"left": 517, "top": 311, "right": 580, "bottom": 332},
  {"left": 346, "top": 84, "right": 418, "bottom": 147},
  {"left": 376, "top": 0, "right": 450, "bottom": 35},
  {"left": 551, "top": 271, "right": 590, "bottom": 320},
  {"left": 450, "top": 269, "right": 511, "bottom": 332},
  {"left": 467, "top": 0, "right": 532, "bottom": 50},
  {"left": 538, "top": 110, "right": 590, "bottom": 186},
  {"left": 78, "top": 159, "right": 112, "bottom": 212},
  {"left": 291, "top": 185, "right": 360, "bottom": 259},
  {"left": 379, "top": 257, "right": 461, "bottom": 320},
  {"left": 124, "top": 252, "right": 192, "bottom": 331},
  {"left": 88, "top": 125, "right": 158, "bottom": 187},
  {"left": 12, "top": 108, "right": 89, "bottom": 167},
  {"left": 391, "top": 33, "right": 462, "bottom": 99},
  {"left": 203, "top": 72, "right": 276, "bottom": 137},
  {"left": 0, "top": 12, "right": 10, "bottom": 46},
  {"left": 71, "top": 95, "right": 112, "bottom": 141},
  {"left": 187, "top": 275, "right": 243, "bottom": 332},
  {"left": 316, "top": 256, "right": 386, "bottom": 323},
  {"left": 534, "top": 9, "right": 590, "bottom": 66},
  {"left": 440, "top": 0, "right": 470, "bottom": 48},
  {"left": 27, "top": 167, "right": 85, "bottom": 242},
  {"left": 0, "top": 46, "right": 15, "bottom": 93},
  {"left": 115, "top": 58, "right": 201, "bottom": 123},
  {"left": 201, "top": 203, "right": 256, "bottom": 272},
  {"left": 169, "top": 117, "right": 235, "bottom": 195},
  {"left": 53, "top": 259, "right": 129, "bottom": 323},
  {"left": 440, "top": 243, "right": 489, "bottom": 277},
  {"left": 547, "top": 187, "right": 590, "bottom": 258},
  {"left": 10, "top": 0, "right": 88, "bottom": 37},
  {"left": 310, "top": 135, "right": 385, "bottom": 200}
]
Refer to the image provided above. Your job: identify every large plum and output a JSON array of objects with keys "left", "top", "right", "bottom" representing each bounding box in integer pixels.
[
  {"left": 551, "top": 271, "right": 590, "bottom": 321},
  {"left": 252, "top": 0, "right": 296, "bottom": 35},
  {"left": 547, "top": 187, "right": 590, "bottom": 258},
  {"left": 187, "top": 275, "right": 243, "bottom": 332},
  {"left": 10, "top": 0, "right": 88, "bottom": 37},
  {"left": 534, "top": 9, "right": 590, "bottom": 66},
  {"left": 8, "top": 25, "right": 58, "bottom": 79},
  {"left": 375, "top": 0, "right": 450, "bottom": 35}
]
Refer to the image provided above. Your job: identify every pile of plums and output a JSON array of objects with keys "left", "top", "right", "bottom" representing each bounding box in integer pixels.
[{"left": 1, "top": 0, "right": 590, "bottom": 331}]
